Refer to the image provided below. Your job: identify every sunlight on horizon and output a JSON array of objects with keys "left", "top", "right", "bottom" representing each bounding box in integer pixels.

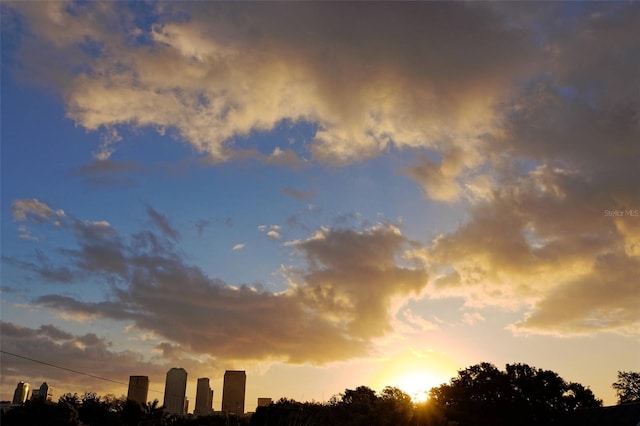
[
  {"left": 393, "top": 371, "right": 435, "bottom": 403},
  {"left": 370, "top": 348, "right": 457, "bottom": 404}
]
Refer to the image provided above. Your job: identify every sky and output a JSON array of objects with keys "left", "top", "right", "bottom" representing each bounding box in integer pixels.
[{"left": 1, "top": 1, "right": 639, "bottom": 411}]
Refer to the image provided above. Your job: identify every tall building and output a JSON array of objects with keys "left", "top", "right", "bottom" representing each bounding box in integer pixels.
[
  {"left": 257, "top": 398, "right": 272, "bottom": 408},
  {"left": 164, "top": 368, "right": 188, "bottom": 415},
  {"left": 12, "top": 382, "right": 30, "bottom": 404},
  {"left": 194, "top": 378, "right": 213, "bottom": 416},
  {"left": 127, "top": 376, "right": 149, "bottom": 405},
  {"left": 31, "top": 382, "right": 54, "bottom": 401},
  {"left": 221, "top": 370, "right": 246, "bottom": 414}
]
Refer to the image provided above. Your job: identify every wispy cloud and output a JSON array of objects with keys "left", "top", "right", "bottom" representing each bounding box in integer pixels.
[
  {"left": 462, "top": 312, "right": 486, "bottom": 326},
  {"left": 259, "top": 224, "right": 283, "bottom": 240},
  {"left": 146, "top": 205, "right": 180, "bottom": 241},
  {"left": 13, "top": 199, "right": 65, "bottom": 222},
  {"left": 266, "top": 230, "right": 281, "bottom": 240},
  {"left": 195, "top": 219, "right": 210, "bottom": 237},
  {"left": 283, "top": 187, "right": 316, "bottom": 201},
  {"left": 69, "top": 159, "right": 142, "bottom": 188}
]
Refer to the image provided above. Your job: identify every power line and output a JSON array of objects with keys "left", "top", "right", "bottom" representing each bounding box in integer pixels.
[
  {"left": 0, "top": 350, "right": 197, "bottom": 401},
  {"left": 1, "top": 350, "right": 128, "bottom": 387}
]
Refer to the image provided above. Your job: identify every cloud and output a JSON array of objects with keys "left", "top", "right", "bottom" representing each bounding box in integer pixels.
[
  {"left": 232, "top": 243, "right": 245, "bottom": 251},
  {"left": 398, "top": 308, "right": 439, "bottom": 332},
  {"left": 95, "top": 127, "right": 122, "bottom": 160},
  {"left": 17, "top": 225, "right": 38, "bottom": 241},
  {"left": 0, "top": 321, "right": 168, "bottom": 398},
  {"left": 2, "top": 254, "right": 77, "bottom": 284},
  {"left": 12, "top": 199, "right": 65, "bottom": 222},
  {"left": 462, "top": 312, "right": 485, "bottom": 326},
  {"left": 146, "top": 205, "right": 180, "bottom": 241},
  {"left": 14, "top": 202, "right": 427, "bottom": 364},
  {"left": 289, "top": 224, "right": 428, "bottom": 339},
  {"left": 403, "top": 147, "right": 482, "bottom": 202},
  {"left": 390, "top": 3, "right": 640, "bottom": 336},
  {"left": 414, "top": 17, "right": 640, "bottom": 334},
  {"left": 195, "top": 219, "right": 210, "bottom": 237},
  {"left": 265, "top": 147, "right": 306, "bottom": 168},
  {"left": 69, "top": 159, "right": 141, "bottom": 188},
  {"left": 5, "top": 1, "right": 639, "bottom": 341},
  {"left": 283, "top": 187, "right": 316, "bottom": 201},
  {"left": 259, "top": 224, "right": 283, "bottom": 240},
  {"left": 266, "top": 230, "right": 281, "bottom": 240},
  {"left": 512, "top": 253, "right": 640, "bottom": 336},
  {"left": 7, "top": 1, "right": 535, "bottom": 171}
]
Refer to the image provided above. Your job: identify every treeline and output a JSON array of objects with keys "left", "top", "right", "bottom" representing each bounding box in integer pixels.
[
  {"left": 252, "top": 363, "right": 603, "bottom": 426},
  {"left": 2, "top": 364, "right": 638, "bottom": 426}
]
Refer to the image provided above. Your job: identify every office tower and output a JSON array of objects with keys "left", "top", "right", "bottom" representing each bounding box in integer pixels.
[
  {"left": 32, "top": 382, "right": 53, "bottom": 401},
  {"left": 127, "top": 376, "right": 149, "bottom": 405},
  {"left": 194, "top": 378, "right": 213, "bottom": 415},
  {"left": 164, "top": 368, "right": 188, "bottom": 415},
  {"left": 221, "top": 370, "right": 246, "bottom": 414},
  {"left": 257, "top": 398, "right": 272, "bottom": 407},
  {"left": 12, "top": 382, "right": 30, "bottom": 404}
]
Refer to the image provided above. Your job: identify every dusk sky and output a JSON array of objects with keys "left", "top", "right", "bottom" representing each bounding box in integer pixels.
[{"left": 1, "top": 1, "right": 639, "bottom": 411}]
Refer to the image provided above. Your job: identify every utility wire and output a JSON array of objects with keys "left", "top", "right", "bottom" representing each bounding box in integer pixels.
[
  {"left": 1, "top": 350, "right": 127, "bottom": 387},
  {"left": 0, "top": 350, "right": 197, "bottom": 401}
]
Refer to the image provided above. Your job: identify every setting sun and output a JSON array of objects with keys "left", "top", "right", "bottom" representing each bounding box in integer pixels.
[
  {"left": 394, "top": 371, "right": 434, "bottom": 403},
  {"left": 371, "top": 349, "right": 456, "bottom": 404}
]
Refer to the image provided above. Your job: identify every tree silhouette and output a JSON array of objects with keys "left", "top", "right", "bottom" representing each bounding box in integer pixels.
[
  {"left": 1, "top": 397, "right": 80, "bottom": 426},
  {"left": 378, "top": 386, "right": 414, "bottom": 425},
  {"left": 613, "top": 371, "right": 640, "bottom": 404},
  {"left": 430, "top": 362, "right": 601, "bottom": 426},
  {"left": 137, "top": 399, "right": 166, "bottom": 426}
]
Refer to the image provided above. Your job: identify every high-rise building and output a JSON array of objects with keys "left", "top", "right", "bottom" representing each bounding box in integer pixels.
[
  {"left": 31, "top": 382, "right": 54, "bottom": 401},
  {"left": 127, "top": 376, "right": 149, "bottom": 405},
  {"left": 194, "top": 378, "right": 213, "bottom": 416},
  {"left": 257, "top": 398, "right": 272, "bottom": 408},
  {"left": 164, "top": 368, "right": 188, "bottom": 415},
  {"left": 221, "top": 370, "right": 246, "bottom": 414},
  {"left": 12, "top": 382, "right": 30, "bottom": 404}
]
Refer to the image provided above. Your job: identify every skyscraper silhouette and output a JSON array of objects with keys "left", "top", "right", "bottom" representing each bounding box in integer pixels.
[
  {"left": 194, "top": 377, "right": 213, "bottom": 415},
  {"left": 31, "top": 382, "right": 53, "bottom": 401},
  {"left": 12, "top": 382, "right": 30, "bottom": 404},
  {"left": 222, "top": 370, "right": 246, "bottom": 414},
  {"left": 164, "top": 368, "right": 187, "bottom": 415},
  {"left": 127, "top": 376, "right": 149, "bottom": 405}
]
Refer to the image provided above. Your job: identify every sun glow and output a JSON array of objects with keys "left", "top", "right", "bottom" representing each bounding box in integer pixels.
[
  {"left": 394, "top": 371, "right": 433, "bottom": 403},
  {"left": 371, "top": 348, "right": 458, "bottom": 404}
]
